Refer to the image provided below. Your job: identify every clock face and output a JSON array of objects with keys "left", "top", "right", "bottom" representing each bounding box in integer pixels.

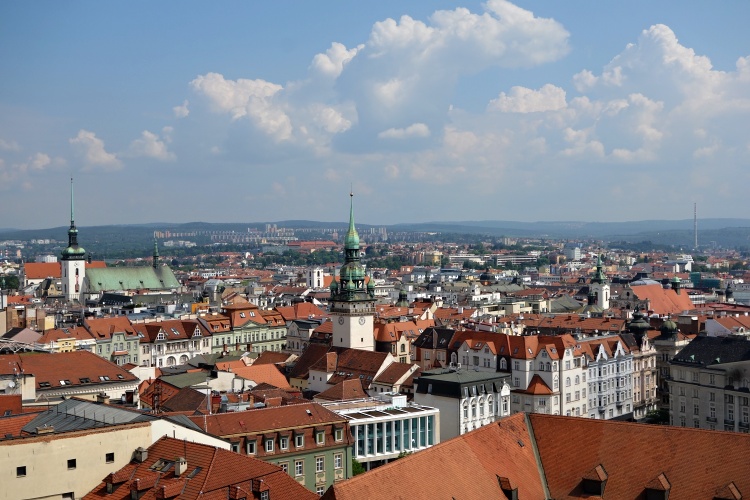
[
  {"left": 338, "top": 317, "right": 345, "bottom": 325},
  {"left": 358, "top": 316, "right": 366, "bottom": 325}
]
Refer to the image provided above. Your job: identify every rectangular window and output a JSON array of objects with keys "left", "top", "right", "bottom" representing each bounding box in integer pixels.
[
  {"left": 67, "top": 459, "right": 76, "bottom": 470},
  {"left": 16, "top": 466, "right": 26, "bottom": 477},
  {"left": 316, "top": 431, "right": 325, "bottom": 445},
  {"left": 335, "top": 428, "right": 343, "bottom": 442},
  {"left": 295, "top": 460, "right": 304, "bottom": 476},
  {"left": 316, "top": 487, "right": 325, "bottom": 495},
  {"left": 334, "top": 453, "right": 343, "bottom": 469},
  {"left": 316, "top": 456, "right": 324, "bottom": 473},
  {"left": 295, "top": 434, "right": 304, "bottom": 448},
  {"left": 247, "top": 441, "right": 256, "bottom": 455},
  {"left": 105, "top": 453, "right": 114, "bottom": 463},
  {"left": 265, "top": 439, "right": 274, "bottom": 453},
  {"left": 280, "top": 436, "right": 289, "bottom": 450},
  {"left": 280, "top": 462, "right": 288, "bottom": 473}
]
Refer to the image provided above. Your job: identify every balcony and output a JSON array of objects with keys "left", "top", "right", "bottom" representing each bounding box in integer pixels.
[
  {"left": 738, "top": 422, "right": 749, "bottom": 429},
  {"left": 724, "top": 419, "right": 735, "bottom": 426},
  {"left": 598, "top": 406, "right": 606, "bottom": 414},
  {"left": 706, "top": 417, "right": 717, "bottom": 423}
]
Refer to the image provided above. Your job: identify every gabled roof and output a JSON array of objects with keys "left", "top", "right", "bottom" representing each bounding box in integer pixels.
[
  {"left": 23, "top": 262, "right": 61, "bottom": 280},
  {"left": 83, "top": 436, "right": 317, "bottom": 500},
  {"left": 315, "top": 378, "right": 368, "bottom": 401},
  {"left": 518, "top": 374, "right": 553, "bottom": 395},
  {"left": 229, "top": 364, "right": 292, "bottom": 390}
]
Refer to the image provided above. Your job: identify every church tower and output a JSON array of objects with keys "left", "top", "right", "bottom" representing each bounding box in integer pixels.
[
  {"left": 589, "top": 254, "right": 610, "bottom": 310},
  {"left": 61, "top": 178, "right": 86, "bottom": 302},
  {"left": 329, "top": 193, "right": 375, "bottom": 351}
]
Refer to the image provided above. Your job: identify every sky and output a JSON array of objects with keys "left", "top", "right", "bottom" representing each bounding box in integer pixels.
[{"left": 1, "top": 1, "right": 750, "bottom": 229}]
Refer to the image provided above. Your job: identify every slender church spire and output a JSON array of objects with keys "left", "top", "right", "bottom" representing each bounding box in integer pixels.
[{"left": 62, "top": 177, "right": 84, "bottom": 260}]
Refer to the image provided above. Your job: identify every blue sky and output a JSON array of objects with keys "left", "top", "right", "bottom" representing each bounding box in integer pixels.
[{"left": 2, "top": 1, "right": 749, "bottom": 229}]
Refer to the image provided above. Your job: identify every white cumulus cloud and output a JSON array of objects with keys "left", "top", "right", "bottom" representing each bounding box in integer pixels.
[
  {"left": 173, "top": 100, "right": 190, "bottom": 118},
  {"left": 378, "top": 123, "right": 431, "bottom": 139},
  {"left": 129, "top": 130, "right": 176, "bottom": 161},
  {"left": 191, "top": 72, "right": 292, "bottom": 141},
  {"left": 489, "top": 84, "right": 567, "bottom": 113},
  {"left": 69, "top": 130, "right": 122, "bottom": 171},
  {"left": 310, "top": 42, "right": 363, "bottom": 79}
]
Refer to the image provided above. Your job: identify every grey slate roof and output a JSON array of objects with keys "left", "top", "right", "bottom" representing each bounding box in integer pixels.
[
  {"left": 415, "top": 369, "right": 510, "bottom": 398},
  {"left": 672, "top": 335, "right": 750, "bottom": 367},
  {"left": 22, "top": 398, "right": 153, "bottom": 434}
]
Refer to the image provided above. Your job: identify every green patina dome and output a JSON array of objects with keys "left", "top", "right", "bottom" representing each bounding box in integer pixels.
[{"left": 661, "top": 318, "right": 678, "bottom": 335}]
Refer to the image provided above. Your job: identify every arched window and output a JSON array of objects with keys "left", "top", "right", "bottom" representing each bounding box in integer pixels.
[
  {"left": 539, "top": 363, "right": 544, "bottom": 372},
  {"left": 575, "top": 375, "right": 580, "bottom": 385},
  {"left": 166, "top": 356, "right": 176, "bottom": 366},
  {"left": 546, "top": 362, "right": 551, "bottom": 371},
  {"left": 553, "top": 376, "right": 559, "bottom": 389},
  {"left": 179, "top": 355, "right": 188, "bottom": 364},
  {"left": 499, "top": 358, "right": 507, "bottom": 370},
  {"left": 565, "top": 377, "right": 571, "bottom": 387}
]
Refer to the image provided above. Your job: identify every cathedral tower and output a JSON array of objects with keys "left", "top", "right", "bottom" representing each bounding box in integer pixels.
[{"left": 61, "top": 178, "right": 86, "bottom": 302}]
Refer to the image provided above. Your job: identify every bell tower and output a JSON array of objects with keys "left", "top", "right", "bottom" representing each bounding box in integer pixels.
[
  {"left": 590, "top": 254, "right": 610, "bottom": 310},
  {"left": 329, "top": 193, "right": 375, "bottom": 351},
  {"left": 61, "top": 178, "right": 86, "bottom": 302}
]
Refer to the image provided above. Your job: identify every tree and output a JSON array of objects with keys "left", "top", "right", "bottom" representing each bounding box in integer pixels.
[
  {"left": 352, "top": 458, "right": 366, "bottom": 476},
  {"left": 0, "top": 275, "right": 19, "bottom": 290}
]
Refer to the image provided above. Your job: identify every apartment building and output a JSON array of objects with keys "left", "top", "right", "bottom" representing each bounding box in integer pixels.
[{"left": 668, "top": 335, "right": 750, "bottom": 432}]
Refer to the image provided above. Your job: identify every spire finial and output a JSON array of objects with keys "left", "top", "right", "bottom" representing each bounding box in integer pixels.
[{"left": 70, "top": 177, "right": 75, "bottom": 226}]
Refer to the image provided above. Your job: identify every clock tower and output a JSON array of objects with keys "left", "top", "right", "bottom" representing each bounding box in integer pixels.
[
  {"left": 329, "top": 193, "right": 375, "bottom": 351},
  {"left": 61, "top": 178, "right": 86, "bottom": 303}
]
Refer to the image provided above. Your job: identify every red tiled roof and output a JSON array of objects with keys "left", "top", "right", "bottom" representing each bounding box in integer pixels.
[
  {"left": 187, "top": 402, "right": 347, "bottom": 437},
  {"left": 23, "top": 262, "right": 61, "bottom": 280},
  {"left": 630, "top": 283, "right": 694, "bottom": 315},
  {"left": 83, "top": 436, "right": 316, "bottom": 500},
  {"left": 0, "top": 351, "right": 138, "bottom": 391},
  {"left": 230, "top": 364, "right": 292, "bottom": 390},
  {"left": 315, "top": 378, "right": 368, "bottom": 401},
  {"left": 275, "top": 302, "right": 327, "bottom": 322},
  {"left": 324, "top": 413, "right": 750, "bottom": 500}
]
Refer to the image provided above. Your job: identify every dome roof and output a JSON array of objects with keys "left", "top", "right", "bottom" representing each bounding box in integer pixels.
[{"left": 661, "top": 318, "right": 678, "bottom": 335}]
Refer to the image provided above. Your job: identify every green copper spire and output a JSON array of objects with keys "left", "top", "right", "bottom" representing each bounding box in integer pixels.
[
  {"left": 62, "top": 177, "right": 85, "bottom": 260},
  {"left": 344, "top": 191, "right": 360, "bottom": 250},
  {"left": 591, "top": 254, "right": 607, "bottom": 284}
]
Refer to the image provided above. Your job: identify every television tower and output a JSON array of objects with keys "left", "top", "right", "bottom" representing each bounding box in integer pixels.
[{"left": 694, "top": 202, "right": 698, "bottom": 250}]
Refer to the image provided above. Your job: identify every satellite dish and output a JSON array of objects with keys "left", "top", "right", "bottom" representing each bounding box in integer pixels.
[{"left": 8, "top": 381, "right": 16, "bottom": 388}]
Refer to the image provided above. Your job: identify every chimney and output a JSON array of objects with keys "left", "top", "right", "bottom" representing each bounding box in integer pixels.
[
  {"left": 35, "top": 425, "right": 55, "bottom": 435},
  {"left": 175, "top": 456, "right": 187, "bottom": 477},
  {"left": 96, "top": 393, "right": 110, "bottom": 405},
  {"left": 133, "top": 447, "right": 148, "bottom": 463}
]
